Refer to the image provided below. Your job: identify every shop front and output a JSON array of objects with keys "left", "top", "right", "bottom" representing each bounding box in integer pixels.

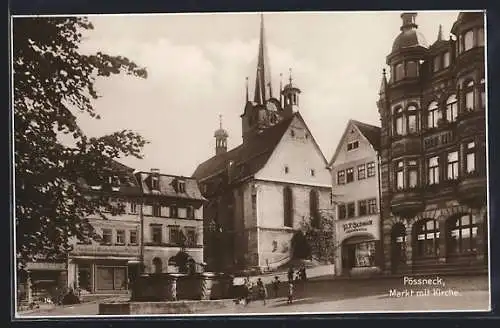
[{"left": 335, "top": 216, "right": 381, "bottom": 276}]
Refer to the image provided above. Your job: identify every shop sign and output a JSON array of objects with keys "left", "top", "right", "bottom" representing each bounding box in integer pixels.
[
  {"left": 26, "top": 262, "right": 66, "bottom": 271},
  {"left": 343, "top": 219, "right": 373, "bottom": 234}
]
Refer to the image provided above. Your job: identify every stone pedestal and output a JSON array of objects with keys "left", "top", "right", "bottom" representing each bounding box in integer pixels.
[{"left": 200, "top": 272, "right": 216, "bottom": 300}]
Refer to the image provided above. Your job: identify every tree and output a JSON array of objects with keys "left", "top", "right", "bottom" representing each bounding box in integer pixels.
[
  {"left": 300, "top": 211, "right": 337, "bottom": 263},
  {"left": 13, "top": 17, "right": 148, "bottom": 267}
]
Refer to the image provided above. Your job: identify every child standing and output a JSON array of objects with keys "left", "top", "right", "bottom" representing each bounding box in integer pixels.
[
  {"left": 272, "top": 276, "right": 280, "bottom": 298},
  {"left": 287, "top": 281, "right": 295, "bottom": 304}
]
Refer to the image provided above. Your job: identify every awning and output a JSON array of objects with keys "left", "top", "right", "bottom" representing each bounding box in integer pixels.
[{"left": 342, "top": 234, "right": 377, "bottom": 245}]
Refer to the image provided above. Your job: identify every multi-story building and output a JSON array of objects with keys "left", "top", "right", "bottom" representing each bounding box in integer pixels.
[
  {"left": 377, "top": 12, "right": 487, "bottom": 274},
  {"left": 328, "top": 120, "right": 382, "bottom": 276},
  {"left": 192, "top": 14, "right": 332, "bottom": 272},
  {"left": 134, "top": 170, "right": 205, "bottom": 274}
]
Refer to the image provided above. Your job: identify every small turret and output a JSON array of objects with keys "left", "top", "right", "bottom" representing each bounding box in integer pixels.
[
  {"left": 281, "top": 68, "right": 301, "bottom": 117},
  {"left": 214, "top": 114, "right": 228, "bottom": 156}
]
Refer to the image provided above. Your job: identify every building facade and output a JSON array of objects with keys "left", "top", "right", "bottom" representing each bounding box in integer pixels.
[
  {"left": 328, "top": 120, "right": 382, "bottom": 276},
  {"left": 135, "top": 170, "right": 205, "bottom": 274},
  {"left": 192, "top": 14, "right": 332, "bottom": 272},
  {"left": 377, "top": 12, "right": 487, "bottom": 275}
]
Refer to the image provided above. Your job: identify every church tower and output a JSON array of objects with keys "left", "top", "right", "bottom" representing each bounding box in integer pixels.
[
  {"left": 240, "top": 13, "right": 299, "bottom": 143},
  {"left": 214, "top": 114, "right": 228, "bottom": 155}
]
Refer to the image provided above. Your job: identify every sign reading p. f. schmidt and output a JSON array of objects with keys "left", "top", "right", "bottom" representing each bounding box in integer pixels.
[{"left": 343, "top": 219, "right": 373, "bottom": 234}]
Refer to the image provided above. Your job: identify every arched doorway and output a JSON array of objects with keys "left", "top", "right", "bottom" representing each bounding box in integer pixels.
[
  {"left": 152, "top": 257, "right": 162, "bottom": 274},
  {"left": 390, "top": 223, "right": 406, "bottom": 273},
  {"left": 290, "top": 231, "right": 311, "bottom": 260}
]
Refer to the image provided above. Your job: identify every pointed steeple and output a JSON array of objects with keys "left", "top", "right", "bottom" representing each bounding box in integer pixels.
[
  {"left": 379, "top": 68, "right": 388, "bottom": 96},
  {"left": 253, "top": 13, "right": 272, "bottom": 105},
  {"left": 437, "top": 24, "right": 443, "bottom": 42},
  {"left": 245, "top": 77, "right": 249, "bottom": 102}
]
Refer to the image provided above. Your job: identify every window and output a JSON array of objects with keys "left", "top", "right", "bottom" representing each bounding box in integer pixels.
[
  {"left": 116, "top": 230, "right": 125, "bottom": 244},
  {"left": 480, "top": 78, "right": 486, "bottom": 108},
  {"left": 283, "top": 187, "right": 293, "bottom": 227},
  {"left": 347, "top": 141, "right": 359, "bottom": 151},
  {"left": 310, "top": 169, "right": 315, "bottom": 177},
  {"left": 153, "top": 257, "right": 162, "bottom": 274},
  {"left": 151, "top": 225, "right": 162, "bottom": 244},
  {"left": 284, "top": 166, "right": 289, "bottom": 174},
  {"left": 170, "top": 206, "right": 178, "bottom": 218},
  {"left": 367, "top": 198, "right": 377, "bottom": 214},
  {"left": 447, "top": 151, "right": 459, "bottom": 180},
  {"left": 178, "top": 208, "right": 187, "bottom": 219},
  {"left": 415, "top": 219, "right": 440, "bottom": 258},
  {"left": 130, "top": 202, "right": 138, "bottom": 214},
  {"left": 252, "top": 194, "right": 257, "bottom": 210},
  {"left": 466, "top": 142, "right": 476, "bottom": 174},
  {"left": 449, "top": 214, "right": 478, "bottom": 254},
  {"left": 395, "top": 161, "right": 404, "bottom": 190},
  {"left": 185, "top": 227, "right": 197, "bottom": 247},
  {"left": 358, "top": 200, "right": 367, "bottom": 216},
  {"left": 178, "top": 181, "right": 186, "bottom": 193},
  {"left": 357, "top": 164, "right": 366, "bottom": 180},
  {"left": 465, "top": 80, "right": 475, "bottom": 111},
  {"left": 407, "top": 61, "right": 418, "bottom": 77},
  {"left": 464, "top": 30, "right": 474, "bottom": 51},
  {"left": 337, "top": 170, "right": 346, "bottom": 185},
  {"left": 352, "top": 241, "right": 377, "bottom": 267},
  {"left": 338, "top": 204, "right": 347, "bottom": 220},
  {"left": 153, "top": 205, "right": 161, "bottom": 217},
  {"left": 407, "top": 113, "right": 417, "bottom": 134},
  {"left": 433, "top": 56, "right": 440, "bottom": 72},
  {"left": 394, "top": 107, "right": 404, "bottom": 136},
  {"left": 408, "top": 160, "right": 418, "bottom": 188},
  {"left": 347, "top": 202, "right": 355, "bottom": 218},
  {"left": 346, "top": 167, "right": 354, "bottom": 183},
  {"left": 101, "top": 229, "right": 112, "bottom": 245},
  {"left": 427, "top": 101, "right": 440, "bottom": 128},
  {"left": 395, "top": 63, "right": 404, "bottom": 81},
  {"left": 309, "top": 189, "right": 319, "bottom": 227},
  {"left": 129, "top": 230, "right": 137, "bottom": 245},
  {"left": 443, "top": 52, "right": 450, "bottom": 68},
  {"left": 290, "top": 129, "right": 295, "bottom": 137},
  {"left": 367, "top": 162, "right": 376, "bottom": 177},
  {"left": 169, "top": 226, "right": 181, "bottom": 245},
  {"left": 151, "top": 176, "right": 159, "bottom": 190},
  {"left": 428, "top": 156, "right": 440, "bottom": 185},
  {"left": 478, "top": 27, "right": 484, "bottom": 47},
  {"left": 445, "top": 94, "right": 458, "bottom": 122}
]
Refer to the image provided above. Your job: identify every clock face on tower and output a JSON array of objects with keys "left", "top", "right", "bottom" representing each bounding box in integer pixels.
[{"left": 266, "top": 100, "right": 278, "bottom": 112}]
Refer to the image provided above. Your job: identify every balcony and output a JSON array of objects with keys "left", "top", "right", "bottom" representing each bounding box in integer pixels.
[
  {"left": 457, "top": 172, "right": 487, "bottom": 208},
  {"left": 390, "top": 188, "right": 424, "bottom": 218},
  {"left": 391, "top": 135, "right": 421, "bottom": 157},
  {"left": 71, "top": 243, "right": 140, "bottom": 257},
  {"left": 456, "top": 110, "right": 486, "bottom": 140}
]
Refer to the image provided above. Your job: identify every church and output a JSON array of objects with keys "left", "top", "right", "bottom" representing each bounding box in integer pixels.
[{"left": 192, "top": 14, "right": 332, "bottom": 272}]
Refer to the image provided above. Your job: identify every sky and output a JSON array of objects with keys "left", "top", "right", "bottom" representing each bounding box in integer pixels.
[{"left": 73, "top": 11, "right": 461, "bottom": 177}]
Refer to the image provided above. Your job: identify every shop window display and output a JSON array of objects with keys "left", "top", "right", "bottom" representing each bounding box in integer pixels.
[{"left": 353, "top": 241, "right": 377, "bottom": 267}]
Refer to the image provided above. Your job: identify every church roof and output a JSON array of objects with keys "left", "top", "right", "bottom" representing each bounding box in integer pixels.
[{"left": 192, "top": 113, "right": 298, "bottom": 182}]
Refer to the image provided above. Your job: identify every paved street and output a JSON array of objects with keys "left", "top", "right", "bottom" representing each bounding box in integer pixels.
[{"left": 17, "top": 274, "right": 489, "bottom": 317}]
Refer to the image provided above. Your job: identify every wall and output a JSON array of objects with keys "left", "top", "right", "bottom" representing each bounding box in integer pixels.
[
  {"left": 255, "top": 180, "right": 332, "bottom": 268},
  {"left": 143, "top": 247, "right": 204, "bottom": 273}
]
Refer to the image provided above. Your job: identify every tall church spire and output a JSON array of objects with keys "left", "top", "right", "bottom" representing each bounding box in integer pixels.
[
  {"left": 254, "top": 13, "right": 272, "bottom": 105},
  {"left": 436, "top": 24, "right": 443, "bottom": 42}
]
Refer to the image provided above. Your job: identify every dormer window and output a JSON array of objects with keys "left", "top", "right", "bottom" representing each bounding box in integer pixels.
[
  {"left": 478, "top": 27, "right": 484, "bottom": 47},
  {"left": 347, "top": 141, "right": 359, "bottom": 151},
  {"left": 151, "top": 176, "right": 159, "bottom": 190},
  {"left": 443, "top": 52, "right": 450, "bottom": 68},
  {"left": 433, "top": 56, "right": 440, "bottom": 72},
  {"left": 406, "top": 61, "right": 418, "bottom": 77},
  {"left": 178, "top": 180, "right": 186, "bottom": 193},
  {"left": 394, "top": 63, "right": 404, "bottom": 81},
  {"left": 464, "top": 30, "right": 474, "bottom": 51}
]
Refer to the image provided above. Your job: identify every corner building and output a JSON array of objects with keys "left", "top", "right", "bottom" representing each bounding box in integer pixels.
[{"left": 377, "top": 12, "right": 487, "bottom": 274}]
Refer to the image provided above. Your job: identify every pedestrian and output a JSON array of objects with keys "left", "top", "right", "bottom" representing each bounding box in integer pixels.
[
  {"left": 287, "top": 281, "right": 295, "bottom": 304},
  {"left": 256, "top": 278, "right": 267, "bottom": 305},
  {"left": 300, "top": 265, "right": 307, "bottom": 282},
  {"left": 272, "top": 276, "right": 280, "bottom": 298},
  {"left": 287, "top": 266, "right": 294, "bottom": 283}
]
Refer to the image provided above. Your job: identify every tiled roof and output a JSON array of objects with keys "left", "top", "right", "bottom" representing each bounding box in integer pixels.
[
  {"left": 351, "top": 120, "right": 381, "bottom": 152},
  {"left": 79, "top": 160, "right": 142, "bottom": 196},
  {"left": 192, "top": 113, "right": 297, "bottom": 182},
  {"left": 135, "top": 172, "right": 205, "bottom": 201}
]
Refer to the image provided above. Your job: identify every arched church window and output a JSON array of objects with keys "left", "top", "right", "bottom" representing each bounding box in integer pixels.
[
  {"left": 309, "top": 189, "right": 319, "bottom": 228},
  {"left": 415, "top": 219, "right": 440, "bottom": 258},
  {"left": 448, "top": 214, "right": 478, "bottom": 254},
  {"left": 446, "top": 94, "right": 458, "bottom": 122},
  {"left": 427, "top": 101, "right": 440, "bottom": 129},
  {"left": 283, "top": 186, "right": 293, "bottom": 228}
]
